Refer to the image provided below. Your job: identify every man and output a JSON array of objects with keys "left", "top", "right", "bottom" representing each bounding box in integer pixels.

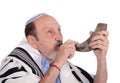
[{"left": 0, "top": 13, "right": 109, "bottom": 83}]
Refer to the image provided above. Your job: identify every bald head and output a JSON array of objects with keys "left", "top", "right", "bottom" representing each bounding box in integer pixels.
[{"left": 25, "top": 13, "right": 59, "bottom": 40}]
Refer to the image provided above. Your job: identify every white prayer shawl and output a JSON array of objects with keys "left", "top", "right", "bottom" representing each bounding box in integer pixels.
[{"left": 0, "top": 38, "right": 94, "bottom": 83}]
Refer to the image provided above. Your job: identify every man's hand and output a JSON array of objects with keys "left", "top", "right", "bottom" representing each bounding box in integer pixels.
[
  {"left": 89, "top": 31, "right": 109, "bottom": 61},
  {"left": 54, "top": 40, "right": 76, "bottom": 68}
]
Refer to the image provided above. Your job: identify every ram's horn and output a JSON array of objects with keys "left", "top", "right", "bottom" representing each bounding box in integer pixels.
[{"left": 75, "top": 23, "right": 107, "bottom": 52}]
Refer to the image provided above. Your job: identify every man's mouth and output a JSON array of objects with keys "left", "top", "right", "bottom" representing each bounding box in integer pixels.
[
  {"left": 55, "top": 40, "right": 63, "bottom": 49},
  {"left": 57, "top": 41, "right": 62, "bottom": 47}
]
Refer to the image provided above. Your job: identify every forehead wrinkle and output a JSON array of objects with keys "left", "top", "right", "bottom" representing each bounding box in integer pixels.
[{"left": 44, "top": 25, "right": 61, "bottom": 31}]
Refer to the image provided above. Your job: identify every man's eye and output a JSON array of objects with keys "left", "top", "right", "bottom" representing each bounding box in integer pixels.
[
  {"left": 48, "top": 30, "right": 55, "bottom": 35},
  {"left": 48, "top": 30, "right": 53, "bottom": 34}
]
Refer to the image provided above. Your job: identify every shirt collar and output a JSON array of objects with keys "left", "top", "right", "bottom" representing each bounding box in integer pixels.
[{"left": 41, "top": 55, "right": 50, "bottom": 74}]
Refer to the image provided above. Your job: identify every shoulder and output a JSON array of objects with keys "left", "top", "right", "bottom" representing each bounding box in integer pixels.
[
  {"left": 0, "top": 48, "right": 42, "bottom": 83},
  {"left": 0, "top": 56, "right": 32, "bottom": 74},
  {"left": 0, "top": 47, "right": 43, "bottom": 77}
]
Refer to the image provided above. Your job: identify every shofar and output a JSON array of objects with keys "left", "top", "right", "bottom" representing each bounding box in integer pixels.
[{"left": 75, "top": 23, "right": 107, "bottom": 52}]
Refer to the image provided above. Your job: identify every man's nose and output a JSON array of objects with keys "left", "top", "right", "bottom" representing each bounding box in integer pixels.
[{"left": 55, "top": 32, "right": 63, "bottom": 41}]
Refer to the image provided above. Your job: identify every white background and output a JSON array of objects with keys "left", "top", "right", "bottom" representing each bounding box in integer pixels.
[{"left": 0, "top": 0, "right": 120, "bottom": 83}]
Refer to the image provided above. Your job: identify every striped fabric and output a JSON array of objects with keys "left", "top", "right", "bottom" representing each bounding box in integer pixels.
[{"left": 0, "top": 47, "right": 94, "bottom": 83}]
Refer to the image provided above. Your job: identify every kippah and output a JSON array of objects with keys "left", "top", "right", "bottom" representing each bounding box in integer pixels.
[{"left": 25, "top": 13, "right": 46, "bottom": 26}]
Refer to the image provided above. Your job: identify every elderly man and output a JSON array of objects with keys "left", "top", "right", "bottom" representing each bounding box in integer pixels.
[{"left": 0, "top": 13, "right": 109, "bottom": 83}]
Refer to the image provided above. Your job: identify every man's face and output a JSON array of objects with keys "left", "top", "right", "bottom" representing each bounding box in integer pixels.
[{"left": 34, "top": 15, "right": 63, "bottom": 56}]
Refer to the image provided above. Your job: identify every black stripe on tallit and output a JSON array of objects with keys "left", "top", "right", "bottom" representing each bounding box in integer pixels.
[
  {"left": 72, "top": 71, "right": 83, "bottom": 83},
  {"left": 9, "top": 47, "right": 44, "bottom": 77},
  {"left": 76, "top": 66, "right": 93, "bottom": 83},
  {"left": 70, "top": 65, "right": 83, "bottom": 83},
  {"left": 0, "top": 66, "right": 26, "bottom": 78}
]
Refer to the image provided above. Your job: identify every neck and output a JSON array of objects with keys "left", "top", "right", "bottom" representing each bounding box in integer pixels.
[
  {"left": 38, "top": 49, "right": 51, "bottom": 59},
  {"left": 38, "top": 49, "right": 57, "bottom": 63}
]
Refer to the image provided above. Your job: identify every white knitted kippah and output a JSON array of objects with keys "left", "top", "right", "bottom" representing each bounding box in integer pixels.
[{"left": 25, "top": 13, "right": 46, "bottom": 25}]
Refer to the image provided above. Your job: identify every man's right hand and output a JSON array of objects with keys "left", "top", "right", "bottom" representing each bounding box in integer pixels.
[{"left": 53, "top": 40, "right": 76, "bottom": 69}]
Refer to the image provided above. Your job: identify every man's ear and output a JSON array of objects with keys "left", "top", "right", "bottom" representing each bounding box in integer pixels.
[{"left": 27, "top": 35, "right": 37, "bottom": 49}]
